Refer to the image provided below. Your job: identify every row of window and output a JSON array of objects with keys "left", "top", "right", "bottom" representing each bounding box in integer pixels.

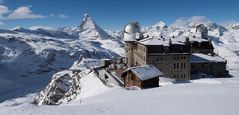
[
  {"left": 156, "top": 57, "right": 163, "bottom": 62},
  {"left": 174, "top": 74, "right": 187, "bottom": 79},
  {"left": 174, "top": 63, "right": 186, "bottom": 69},
  {"left": 174, "top": 56, "right": 187, "bottom": 60},
  {"left": 156, "top": 56, "right": 187, "bottom": 61},
  {"left": 125, "top": 47, "right": 133, "bottom": 53},
  {"left": 191, "top": 64, "right": 205, "bottom": 69}
]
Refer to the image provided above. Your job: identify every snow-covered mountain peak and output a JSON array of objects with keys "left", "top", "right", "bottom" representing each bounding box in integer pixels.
[
  {"left": 74, "top": 14, "right": 112, "bottom": 39},
  {"left": 75, "top": 14, "right": 96, "bottom": 32},
  {"left": 12, "top": 27, "right": 33, "bottom": 33},
  {"left": 143, "top": 21, "right": 168, "bottom": 38},
  {"left": 151, "top": 21, "right": 168, "bottom": 29},
  {"left": 226, "top": 23, "right": 239, "bottom": 30}
]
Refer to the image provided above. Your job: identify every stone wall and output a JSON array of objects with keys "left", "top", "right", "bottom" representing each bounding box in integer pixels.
[{"left": 147, "top": 53, "right": 191, "bottom": 80}]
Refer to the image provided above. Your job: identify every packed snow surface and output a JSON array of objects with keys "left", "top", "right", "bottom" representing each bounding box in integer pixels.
[{"left": 0, "top": 72, "right": 239, "bottom": 115}]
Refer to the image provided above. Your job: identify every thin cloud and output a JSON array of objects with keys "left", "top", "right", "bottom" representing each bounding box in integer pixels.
[
  {"left": 59, "top": 14, "right": 68, "bottom": 19},
  {"left": 0, "top": 5, "right": 9, "bottom": 25},
  {"left": 0, "top": 5, "right": 46, "bottom": 26},
  {"left": 7, "top": 6, "right": 45, "bottom": 19},
  {"left": 50, "top": 14, "right": 54, "bottom": 17},
  {"left": 0, "top": 5, "right": 9, "bottom": 16},
  {"left": 29, "top": 25, "right": 56, "bottom": 30},
  {"left": 170, "top": 16, "right": 212, "bottom": 28}
]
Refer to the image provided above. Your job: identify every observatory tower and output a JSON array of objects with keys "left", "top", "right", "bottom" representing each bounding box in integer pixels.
[{"left": 123, "top": 22, "right": 142, "bottom": 67}]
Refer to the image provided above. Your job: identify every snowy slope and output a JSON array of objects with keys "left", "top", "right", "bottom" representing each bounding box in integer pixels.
[
  {"left": 0, "top": 71, "right": 239, "bottom": 115},
  {"left": 13, "top": 27, "right": 78, "bottom": 39},
  {"left": 0, "top": 14, "right": 124, "bottom": 102}
]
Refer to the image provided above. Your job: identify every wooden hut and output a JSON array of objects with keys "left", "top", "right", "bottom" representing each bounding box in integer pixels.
[{"left": 122, "top": 64, "right": 163, "bottom": 89}]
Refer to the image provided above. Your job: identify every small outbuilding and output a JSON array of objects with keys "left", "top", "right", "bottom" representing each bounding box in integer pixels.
[
  {"left": 191, "top": 53, "right": 228, "bottom": 78},
  {"left": 121, "top": 64, "right": 163, "bottom": 89}
]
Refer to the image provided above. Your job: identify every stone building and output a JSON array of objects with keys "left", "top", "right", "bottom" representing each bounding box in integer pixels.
[
  {"left": 123, "top": 22, "right": 191, "bottom": 80},
  {"left": 191, "top": 53, "right": 228, "bottom": 78},
  {"left": 123, "top": 22, "right": 227, "bottom": 81}
]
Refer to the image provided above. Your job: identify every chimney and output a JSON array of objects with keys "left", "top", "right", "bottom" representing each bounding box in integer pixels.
[
  {"left": 169, "top": 38, "right": 172, "bottom": 45},
  {"left": 209, "top": 39, "right": 212, "bottom": 45},
  {"left": 185, "top": 37, "right": 190, "bottom": 43}
]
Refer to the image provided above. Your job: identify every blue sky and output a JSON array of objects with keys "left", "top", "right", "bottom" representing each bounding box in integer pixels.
[{"left": 0, "top": 0, "right": 239, "bottom": 30}]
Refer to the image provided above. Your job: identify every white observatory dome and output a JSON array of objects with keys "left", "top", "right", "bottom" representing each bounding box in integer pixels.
[
  {"left": 196, "top": 24, "right": 208, "bottom": 38},
  {"left": 123, "top": 22, "right": 142, "bottom": 42},
  {"left": 196, "top": 24, "right": 208, "bottom": 33}
]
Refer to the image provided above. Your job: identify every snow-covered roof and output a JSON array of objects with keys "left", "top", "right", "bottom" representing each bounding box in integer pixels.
[
  {"left": 138, "top": 35, "right": 209, "bottom": 46},
  {"left": 138, "top": 37, "right": 170, "bottom": 46},
  {"left": 172, "top": 36, "right": 208, "bottom": 43},
  {"left": 191, "top": 53, "right": 226, "bottom": 63},
  {"left": 124, "top": 64, "right": 163, "bottom": 81}
]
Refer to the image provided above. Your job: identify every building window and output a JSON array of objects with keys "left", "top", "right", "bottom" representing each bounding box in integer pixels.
[
  {"left": 105, "top": 74, "right": 108, "bottom": 79},
  {"left": 174, "top": 56, "right": 179, "bottom": 60},
  {"left": 156, "top": 57, "right": 159, "bottom": 61},
  {"left": 192, "top": 65, "right": 195, "bottom": 69},
  {"left": 181, "top": 63, "right": 183, "bottom": 69},
  {"left": 174, "top": 63, "right": 176, "bottom": 69},
  {"left": 177, "top": 63, "right": 179, "bottom": 69}
]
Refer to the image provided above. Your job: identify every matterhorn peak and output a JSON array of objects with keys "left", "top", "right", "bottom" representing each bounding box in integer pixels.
[
  {"left": 82, "top": 13, "right": 91, "bottom": 23},
  {"left": 84, "top": 13, "right": 90, "bottom": 18},
  {"left": 75, "top": 13, "right": 96, "bottom": 32},
  {"left": 74, "top": 13, "right": 111, "bottom": 39}
]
